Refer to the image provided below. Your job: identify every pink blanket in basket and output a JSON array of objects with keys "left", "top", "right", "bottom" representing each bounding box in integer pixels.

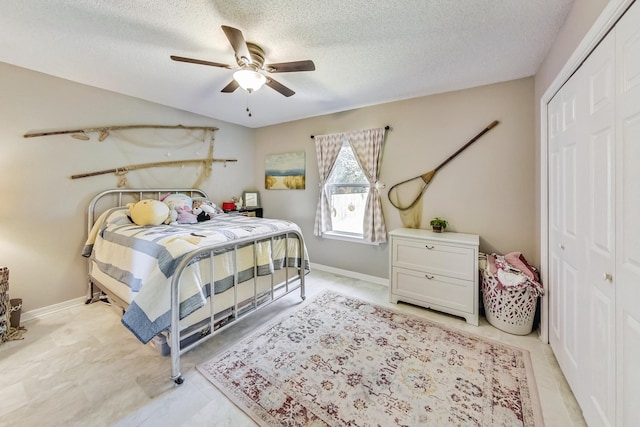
[{"left": 487, "top": 252, "right": 543, "bottom": 296}]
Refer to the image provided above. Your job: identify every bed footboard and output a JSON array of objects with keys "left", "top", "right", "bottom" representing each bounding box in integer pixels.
[{"left": 169, "top": 229, "right": 307, "bottom": 385}]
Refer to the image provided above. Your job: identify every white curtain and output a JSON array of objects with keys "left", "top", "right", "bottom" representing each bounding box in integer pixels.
[
  {"left": 313, "top": 128, "right": 387, "bottom": 243},
  {"left": 346, "top": 128, "right": 387, "bottom": 243},
  {"left": 313, "top": 133, "right": 344, "bottom": 236}
]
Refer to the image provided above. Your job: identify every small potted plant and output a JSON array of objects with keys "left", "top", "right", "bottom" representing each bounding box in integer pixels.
[{"left": 430, "top": 217, "right": 448, "bottom": 233}]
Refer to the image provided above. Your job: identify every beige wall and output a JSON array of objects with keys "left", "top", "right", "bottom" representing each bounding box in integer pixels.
[
  {"left": 0, "top": 63, "right": 255, "bottom": 312},
  {"left": 255, "top": 78, "right": 536, "bottom": 278}
]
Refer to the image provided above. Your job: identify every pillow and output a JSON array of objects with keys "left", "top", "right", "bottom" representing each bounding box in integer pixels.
[{"left": 161, "top": 193, "right": 193, "bottom": 210}]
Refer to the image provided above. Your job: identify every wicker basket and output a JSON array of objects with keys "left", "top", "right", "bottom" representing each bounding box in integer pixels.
[{"left": 480, "top": 257, "right": 540, "bottom": 335}]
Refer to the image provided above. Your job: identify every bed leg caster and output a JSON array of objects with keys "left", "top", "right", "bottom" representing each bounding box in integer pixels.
[{"left": 173, "top": 376, "right": 184, "bottom": 385}]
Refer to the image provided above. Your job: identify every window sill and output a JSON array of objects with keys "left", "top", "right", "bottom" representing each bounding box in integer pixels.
[{"left": 321, "top": 231, "right": 382, "bottom": 246}]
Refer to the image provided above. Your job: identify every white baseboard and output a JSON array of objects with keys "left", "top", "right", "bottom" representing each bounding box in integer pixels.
[
  {"left": 21, "top": 296, "right": 87, "bottom": 323},
  {"left": 311, "top": 263, "right": 389, "bottom": 287}
]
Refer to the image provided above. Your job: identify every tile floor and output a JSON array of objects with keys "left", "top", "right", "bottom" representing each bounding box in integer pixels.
[{"left": 0, "top": 270, "right": 586, "bottom": 426}]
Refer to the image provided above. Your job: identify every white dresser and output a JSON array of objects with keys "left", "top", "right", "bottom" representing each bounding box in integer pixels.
[{"left": 389, "top": 228, "right": 480, "bottom": 325}]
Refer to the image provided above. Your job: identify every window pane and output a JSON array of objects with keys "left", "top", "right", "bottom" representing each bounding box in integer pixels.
[
  {"left": 329, "top": 186, "right": 368, "bottom": 234},
  {"left": 326, "top": 144, "right": 368, "bottom": 186},
  {"left": 325, "top": 142, "right": 369, "bottom": 236}
]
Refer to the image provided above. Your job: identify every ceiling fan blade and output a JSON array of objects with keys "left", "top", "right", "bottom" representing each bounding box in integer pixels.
[
  {"left": 266, "top": 60, "right": 315, "bottom": 73},
  {"left": 170, "top": 55, "right": 231, "bottom": 69},
  {"left": 221, "top": 25, "right": 252, "bottom": 66},
  {"left": 221, "top": 80, "right": 239, "bottom": 93},
  {"left": 265, "top": 77, "right": 295, "bottom": 97}
]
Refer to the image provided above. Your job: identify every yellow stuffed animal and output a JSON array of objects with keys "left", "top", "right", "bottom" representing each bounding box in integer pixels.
[{"left": 126, "top": 199, "right": 170, "bottom": 226}]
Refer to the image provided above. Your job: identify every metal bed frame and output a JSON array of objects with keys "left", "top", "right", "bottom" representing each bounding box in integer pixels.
[{"left": 85, "top": 188, "right": 307, "bottom": 384}]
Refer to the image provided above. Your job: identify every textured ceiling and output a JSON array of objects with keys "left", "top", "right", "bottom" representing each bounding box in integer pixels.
[{"left": 0, "top": 0, "right": 574, "bottom": 128}]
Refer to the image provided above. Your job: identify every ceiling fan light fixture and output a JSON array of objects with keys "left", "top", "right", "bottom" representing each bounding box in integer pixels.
[{"left": 233, "top": 69, "right": 266, "bottom": 93}]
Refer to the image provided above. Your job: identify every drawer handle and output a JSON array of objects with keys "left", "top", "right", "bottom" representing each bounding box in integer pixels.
[
  {"left": 425, "top": 245, "right": 435, "bottom": 250},
  {"left": 425, "top": 274, "right": 434, "bottom": 279}
]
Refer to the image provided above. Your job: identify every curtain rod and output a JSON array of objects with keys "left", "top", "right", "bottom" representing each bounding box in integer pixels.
[{"left": 310, "top": 125, "right": 390, "bottom": 139}]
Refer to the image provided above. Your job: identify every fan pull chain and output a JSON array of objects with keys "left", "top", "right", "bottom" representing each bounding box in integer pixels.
[{"left": 246, "top": 93, "right": 252, "bottom": 117}]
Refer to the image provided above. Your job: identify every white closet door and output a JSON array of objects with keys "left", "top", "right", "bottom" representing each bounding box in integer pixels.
[
  {"left": 615, "top": 3, "right": 640, "bottom": 425},
  {"left": 548, "top": 71, "right": 584, "bottom": 394},
  {"left": 582, "top": 29, "right": 617, "bottom": 427}
]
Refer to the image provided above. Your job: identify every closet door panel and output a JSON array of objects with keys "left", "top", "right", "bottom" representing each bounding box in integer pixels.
[
  {"left": 616, "top": 110, "right": 640, "bottom": 426},
  {"left": 548, "top": 95, "right": 563, "bottom": 349},
  {"left": 548, "top": 76, "right": 584, "bottom": 392},
  {"left": 583, "top": 31, "right": 616, "bottom": 427},
  {"left": 616, "top": 3, "right": 640, "bottom": 424},
  {"left": 548, "top": 103, "right": 563, "bottom": 347}
]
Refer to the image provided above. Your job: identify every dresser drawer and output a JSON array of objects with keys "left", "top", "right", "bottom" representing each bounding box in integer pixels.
[
  {"left": 392, "top": 267, "right": 474, "bottom": 313},
  {"left": 392, "top": 238, "right": 475, "bottom": 280}
]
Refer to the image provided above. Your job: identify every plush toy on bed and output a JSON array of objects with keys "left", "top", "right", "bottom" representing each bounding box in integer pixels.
[
  {"left": 161, "top": 193, "right": 198, "bottom": 224},
  {"left": 175, "top": 205, "right": 198, "bottom": 224},
  {"left": 192, "top": 198, "right": 221, "bottom": 222},
  {"left": 126, "top": 199, "right": 171, "bottom": 226}
]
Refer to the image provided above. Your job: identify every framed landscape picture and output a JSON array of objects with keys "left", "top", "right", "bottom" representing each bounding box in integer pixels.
[{"left": 265, "top": 151, "right": 306, "bottom": 190}]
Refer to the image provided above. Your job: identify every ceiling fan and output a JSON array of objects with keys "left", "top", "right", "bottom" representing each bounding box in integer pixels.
[{"left": 170, "top": 25, "right": 315, "bottom": 97}]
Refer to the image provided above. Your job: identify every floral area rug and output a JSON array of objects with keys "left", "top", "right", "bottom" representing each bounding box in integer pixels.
[{"left": 197, "top": 291, "right": 543, "bottom": 426}]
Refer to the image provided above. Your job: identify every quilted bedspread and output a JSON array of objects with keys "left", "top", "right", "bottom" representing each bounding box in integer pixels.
[{"left": 83, "top": 208, "right": 309, "bottom": 343}]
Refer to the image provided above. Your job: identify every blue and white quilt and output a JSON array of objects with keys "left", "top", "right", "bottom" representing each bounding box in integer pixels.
[{"left": 83, "top": 208, "right": 309, "bottom": 343}]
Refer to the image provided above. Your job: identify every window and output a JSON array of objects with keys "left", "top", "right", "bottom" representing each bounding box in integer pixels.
[
  {"left": 313, "top": 127, "right": 387, "bottom": 244},
  {"left": 323, "top": 139, "right": 369, "bottom": 238}
]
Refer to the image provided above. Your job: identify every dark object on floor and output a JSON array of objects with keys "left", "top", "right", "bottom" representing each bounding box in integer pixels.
[{"left": 10, "top": 298, "right": 22, "bottom": 328}]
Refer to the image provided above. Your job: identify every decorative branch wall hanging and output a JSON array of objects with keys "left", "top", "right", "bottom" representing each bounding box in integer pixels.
[
  {"left": 23, "top": 124, "right": 219, "bottom": 141},
  {"left": 71, "top": 154, "right": 237, "bottom": 187},
  {"left": 24, "top": 124, "right": 236, "bottom": 187},
  {"left": 70, "top": 133, "right": 235, "bottom": 188}
]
